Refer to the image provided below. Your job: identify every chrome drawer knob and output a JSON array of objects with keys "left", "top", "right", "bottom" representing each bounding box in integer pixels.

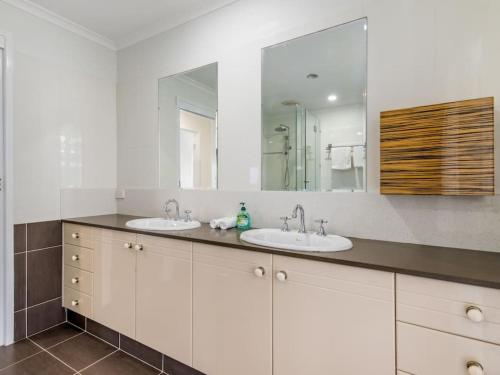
[
  {"left": 134, "top": 244, "right": 143, "bottom": 251},
  {"left": 466, "top": 306, "right": 484, "bottom": 322},
  {"left": 467, "top": 361, "right": 484, "bottom": 375},
  {"left": 276, "top": 271, "right": 287, "bottom": 282},
  {"left": 71, "top": 277, "right": 79, "bottom": 284},
  {"left": 71, "top": 255, "right": 80, "bottom": 262},
  {"left": 71, "top": 300, "right": 79, "bottom": 307},
  {"left": 71, "top": 233, "right": 80, "bottom": 239},
  {"left": 254, "top": 267, "right": 265, "bottom": 278},
  {"left": 123, "top": 242, "right": 133, "bottom": 249}
]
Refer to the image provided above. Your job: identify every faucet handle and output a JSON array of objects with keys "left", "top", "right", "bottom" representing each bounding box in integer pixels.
[
  {"left": 314, "top": 219, "right": 328, "bottom": 236},
  {"left": 280, "top": 216, "right": 291, "bottom": 232},
  {"left": 184, "top": 210, "right": 192, "bottom": 222}
]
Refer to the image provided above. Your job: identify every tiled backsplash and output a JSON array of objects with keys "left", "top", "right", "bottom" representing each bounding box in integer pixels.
[{"left": 13, "top": 221, "right": 65, "bottom": 341}]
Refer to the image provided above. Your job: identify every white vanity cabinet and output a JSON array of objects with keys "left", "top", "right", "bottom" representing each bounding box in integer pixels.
[
  {"left": 63, "top": 224, "right": 95, "bottom": 318},
  {"left": 397, "top": 275, "right": 500, "bottom": 374},
  {"left": 192, "top": 243, "right": 273, "bottom": 375},
  {"left": 93, "top": 229, "right": 137, "bottom": 337},
  {"left": 272, "top": 255, "right": 395, "bottom": 375},
  {"left": 135, "top": 234, "right": 193, "bottom": 365}
]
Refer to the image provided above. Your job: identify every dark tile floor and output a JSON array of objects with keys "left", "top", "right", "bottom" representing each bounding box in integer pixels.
[{"left": 0, "top": 324, "right": 164, "bottom": 375}]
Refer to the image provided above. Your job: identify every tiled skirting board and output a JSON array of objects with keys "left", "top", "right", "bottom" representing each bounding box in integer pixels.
[
  {"left": 13, "top": 221, "right": 65, "bottom": 341},
  {"left": 67, "top": 311, "right": 204, "bottom": 375}
]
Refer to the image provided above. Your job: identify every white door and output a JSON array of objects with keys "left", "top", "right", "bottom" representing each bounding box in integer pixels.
[
  {"left": 136, "top": 235, "right": 193, "bottom": 365},
  {"left": 93, "top": 230, "right": 137, "bottom": 337},
  {"left": 273, "top": 255, "right": 395, "bottom": 375},
  {"left": 0, "top": 45, "right": 5, "bottom": 346},
  {"left": 179, "top": 128, "right": 197, "bottom": 188},
  {"left": 193, "top": 243, "right": 273, "bottom": 375}
]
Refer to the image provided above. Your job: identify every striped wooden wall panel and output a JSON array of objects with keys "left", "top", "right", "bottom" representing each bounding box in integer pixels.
[{"left": 380, "top": 97, "right": 494, "bottom": 195}]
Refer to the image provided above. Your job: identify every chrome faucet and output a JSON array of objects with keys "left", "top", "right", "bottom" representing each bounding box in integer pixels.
[
  {"left": 164, "top": 199, "right": 180, "bottom": 220},
  {"left": 291, "top": 204, "right": 306, "bottom": 233}
]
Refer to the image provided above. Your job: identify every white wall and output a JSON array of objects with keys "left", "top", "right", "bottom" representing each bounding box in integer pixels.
[
  {"left": 117, "top": 0, "right": 500, "bottom": 251},
  {"left": 0, "top": 2, "right": 118, "bottom": 223}
]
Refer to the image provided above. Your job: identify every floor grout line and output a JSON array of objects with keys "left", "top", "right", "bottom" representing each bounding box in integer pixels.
[
  {"left": 76, "top": 349, "right": 119, "bottom": 373},
  {"left": 118, "top": 348, "right": 163, "bottom": 373},
  {"left": 27, "top": 337, "right": 80, "bottom": 373},
  {"left": 80, "top": 328, "right": 119, "bottom": 349},
  {"left": 27, "top": 321, "right": 66, "bottom": 338},
  {"left": 0, "top": 348, "right": 44, "bottom": 372},
  {"left": 44, "top": 332, "right": 85, "bottom": 350}
]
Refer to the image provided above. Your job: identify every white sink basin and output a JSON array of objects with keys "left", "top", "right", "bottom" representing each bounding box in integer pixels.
[
  {"left": 126, "top": 218, "right": 201, "bottom": 231},
  {"left": 240, "top": 228, "right": 352, "bottom": 252}
]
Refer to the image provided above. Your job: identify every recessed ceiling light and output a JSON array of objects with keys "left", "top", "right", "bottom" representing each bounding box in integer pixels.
[
  {"left": 306, "top": 73, "right": 319, "bottom": 79},
  {"left": 328, "top": 95, "right": 337, "bottom": 102}
]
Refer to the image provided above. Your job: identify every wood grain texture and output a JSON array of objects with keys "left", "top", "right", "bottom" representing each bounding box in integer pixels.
[{"left": 380, "top": 97, "right": 494, "bottom": 195}]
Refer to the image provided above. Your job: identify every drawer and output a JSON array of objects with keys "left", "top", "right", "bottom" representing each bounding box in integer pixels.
[
  {"left": 64, "top": 244, "right": 94, "bottom": 272},
  {"left": 397, "top": 274, "right": 500, "bottom": 345},
  {"left": 397, "top": 322, "right": 500, "bottom": 375},
  {"left": 63, "top": 287, "right": 92, "bottom": 318},
  {"left": 64, "top": 223, "right": 93, "bottom": 248},
  {"left": 64, "top": 265, "right": 93, "bottom": 295}
]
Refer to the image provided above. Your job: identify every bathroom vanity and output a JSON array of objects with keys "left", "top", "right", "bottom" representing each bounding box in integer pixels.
[{"left": 62, "top": 215, "right": 500, "bottom": 375}]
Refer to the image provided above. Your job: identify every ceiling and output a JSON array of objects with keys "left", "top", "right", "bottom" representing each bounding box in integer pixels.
[
  {"left": 262, "top": 18, "right": 367, "bottom": 115},
  {"left": 21, "top": 0, "right": 237, "bottom": 49}
]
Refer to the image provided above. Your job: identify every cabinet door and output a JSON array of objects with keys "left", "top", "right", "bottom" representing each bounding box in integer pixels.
[
  {"left": 136, "top": 235, "right": 192, "bottom": 365},
  {"left": 193, "top": 243, "right": 272, "bottom": 375},
  {"left": 273, "top": 255, "right": 395, "bottom": 375},
  {"left": 398, "top": 322, "right": 500, "bottom": 374},
  {"left": 93, "top": 229, "right": 137, "bottom": 337}
]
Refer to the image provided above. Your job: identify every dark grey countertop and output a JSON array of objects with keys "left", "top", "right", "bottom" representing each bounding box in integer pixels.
[{"left": 63, "top": 214, "right": 500, "bottom": 290}]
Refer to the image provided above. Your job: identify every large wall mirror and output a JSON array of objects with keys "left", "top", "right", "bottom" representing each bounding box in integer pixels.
[
  {"left": 261, "top": 18, "right": 367, "bottom": 192},
  {"left": 159, "top": 63, "right": 218, "bottom": 189}
]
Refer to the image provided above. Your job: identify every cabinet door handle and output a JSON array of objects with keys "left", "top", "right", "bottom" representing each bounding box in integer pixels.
[
  {"left": 71, "top": 277, "right": 79, "bottom": 284},
  {"left": 254, "top": 267, "right": 266, "bottom": 278},
  {"left": 71, "top": 300, "right": 79, "bottom": 307},
  {"left": 71, "top": 254, "right": 80, "bottom": 262},
  {"left": 467, "top": 361, "right": 484, "bottom": 375},
  {"left": 71, "top": 233, "right": 80, "bottom": 239},
  {"left": 134, "top": 244, "right": 143, "bottom": 251},
  {"left": 466, "top": 306, "right": 484, "bottom": 322},
  {"left": 276, "top": 271, "right": 288, "bottom": 282},
  {"left": 123, "top": 242, "right": 133, "bottom": 249}
]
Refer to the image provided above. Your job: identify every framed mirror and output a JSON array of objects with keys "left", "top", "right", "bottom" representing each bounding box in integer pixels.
[
  {"left": 159, "top": 63, "right": 218, "bottom": 189},
  {"left": 261, "top": 18, "right": 367, "bottom": 192}
]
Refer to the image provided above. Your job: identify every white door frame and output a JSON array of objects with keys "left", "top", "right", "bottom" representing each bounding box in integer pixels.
[{"left": 0, "top": 31, "right": 14, "bottom": 346}]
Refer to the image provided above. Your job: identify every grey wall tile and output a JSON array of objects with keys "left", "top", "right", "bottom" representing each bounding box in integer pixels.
[
  {"left": 27, "top": 298, "right": 65, "bottom": 336},
  {"left": 86, "top": 319, "right": 119, "bottom": 347},
  {"left": 67, "top": 310, "right": 86, "bottom": 331},
  {"left": 27, "top": 246, "right": 62, "bottom": 307},
  {"left": 14, "top": 253, "right": 26, "bottom": 311},
  {"left": 14, "top": 310, "right": 26, "bottom": 342},
  {"left": 163, "top": 354, "right": 205, "bottom": 375},
  {"left": 120, "top": 334, "right": 163, "bottom": 370},
  {"left": 14, "top": 224, "right": 26, "bottom": 254},
  {"left": 27, "top": 220, "right": 62, "bottom": 251}
]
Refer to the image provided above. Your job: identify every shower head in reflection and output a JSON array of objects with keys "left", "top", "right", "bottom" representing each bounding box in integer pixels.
[{"left": 275, "top": 124, "right": 289, "bottom": 133}]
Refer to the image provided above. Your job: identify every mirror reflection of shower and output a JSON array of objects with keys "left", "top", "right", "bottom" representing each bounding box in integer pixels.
[
  {"left": 274, "top": 124, "right": 291, "bottom": 189},
  {"left": 261, "top": 18, "right": 367, "bottom": 192}
]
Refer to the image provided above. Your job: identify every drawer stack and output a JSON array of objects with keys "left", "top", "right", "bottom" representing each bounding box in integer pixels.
[
  {"left": 396, "top": 275, "right": 500, "bottom": 374},
  {"left": 62, "top": 224, "right": 94, "bottom": 318}
]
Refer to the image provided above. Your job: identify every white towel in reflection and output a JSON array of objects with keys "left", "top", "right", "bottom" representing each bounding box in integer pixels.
[
  {"left": 210, "top": 217, "right": 237, "bottom": 230},
  {"left": 352, "top": 146, "right": 365, "bottom": 168},
  {"left": 331, "top": 147, "right": 352, "bottom": 170}
]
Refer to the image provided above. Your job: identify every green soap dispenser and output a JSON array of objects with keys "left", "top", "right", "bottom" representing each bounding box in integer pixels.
[{"left": 236, "top": 202, "right": 252, "bottom": 230}]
